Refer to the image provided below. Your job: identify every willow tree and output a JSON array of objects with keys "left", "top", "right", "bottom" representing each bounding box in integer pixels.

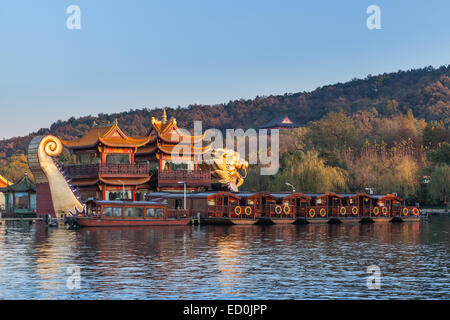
[
  {"left": 430, "top": 165, "right": 450, "bottom": 204},
  {"left": 241, "top": 151, "right": 348, "bottom": 193},
  {"left": 274, "top": 151, "right": 348, "bottom": 193}
]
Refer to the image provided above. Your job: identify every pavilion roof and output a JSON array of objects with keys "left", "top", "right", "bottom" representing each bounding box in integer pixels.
[
  {"left": 151, "top": 113, "right": 207, "bottom": 145},
  {"left": 259, "top": 115, "right": 301, "bottom": 129}
]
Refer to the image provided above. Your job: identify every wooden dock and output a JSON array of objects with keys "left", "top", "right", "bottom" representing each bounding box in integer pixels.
[{"left": 0, "top": 212, "right": 43, "bottom": 224}]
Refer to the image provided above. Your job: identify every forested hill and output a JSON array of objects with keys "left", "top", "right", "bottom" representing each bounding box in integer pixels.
[{"left": 1, "top": 64, "right": 449, "bottom": 159}]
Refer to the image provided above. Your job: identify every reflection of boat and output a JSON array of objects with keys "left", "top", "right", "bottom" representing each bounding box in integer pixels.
[{"left": 71, "top": 200, "right": 190, "bottom": 227}]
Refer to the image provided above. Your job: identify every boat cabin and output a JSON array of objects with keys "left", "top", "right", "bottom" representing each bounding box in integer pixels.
[
  {"left": 146, "top": 191, "right": 255, "bottom": 220},
  {"left": 246, "top": 192, "right": 278, "bottom": 217},
  {"left": 281, "top": 192, "right": 312, "bottom": 217},
  {"left": 204, "top": 192, "right": 241, "bottom": 218},
  {"left": 371, "top": 194, "right": 403, "bottom": 217},
  {"left": 336, "top": 193, "right": 374, "bottom": 217},
  {"left": 85, "top": 200, "right": 171, "bottom": 219},
  {"left": 304, "top": 193, "right": 343, "bottom": 218}
]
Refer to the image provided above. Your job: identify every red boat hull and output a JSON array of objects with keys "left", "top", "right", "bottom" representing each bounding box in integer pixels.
[{"left": 76, "top": 217, "right": 190, "bottom": 227}]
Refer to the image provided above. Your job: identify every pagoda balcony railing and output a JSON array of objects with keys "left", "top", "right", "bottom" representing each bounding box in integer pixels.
[
  {"left": 64, "top": 164, "right": 99, "bottom": 179},
  {"left": 64, "top": 163, "right": 150, "bottom": 179},
  {"left": 99, "top": 163, "right": 149, "bottom": 178},
  {"left": 157, "top": 170, "right": 211, "bottom": 188}
]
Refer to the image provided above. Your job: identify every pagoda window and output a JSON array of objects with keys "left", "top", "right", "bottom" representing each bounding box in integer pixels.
[
  {"left": 146, "top": 161, "right": 159, "bottom": 171},
  {"left": 135, "top": 191, "right": 147, "bottom": 201},
  {"left": 161, "top": 159, "right": 194, "bottom": 171},
  {"left": 106, "top": 153, "right": 131, "bottom": 164},
  {"left": 77, "top": 153, "right": 99, "bottom": 165},
  {"left": 80, "top": 190, "right": 99, "bottom": 201},
  {"left": 106, "top": 190, "right": 132, "bottom": 201}
]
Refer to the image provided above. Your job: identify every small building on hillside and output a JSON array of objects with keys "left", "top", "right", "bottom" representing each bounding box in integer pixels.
[
  {"left": 0, "top": 172, "right": 36, "bottom": 214},
  {"left": 258, "top": 115, "right": 303, "bottom": 134},
  {"left": 0, "top": 175, "right": 12, "bottom": 211}
]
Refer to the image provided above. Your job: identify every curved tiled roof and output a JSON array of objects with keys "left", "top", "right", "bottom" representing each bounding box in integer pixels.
[
  {"left": 151, "top": 117, "right": 206, "bottom": 144},
  {"left": 62, "top": 114, "right": 210, "bottom": 154},
  {"left": 259, "top": 116, "right": 301, "bottom": 129},
  {"left": 157, "top": 141, "right": 213, "bottom": 156},
  {"left": 62, "top": 123, "right": 156, "bottom": 149}
]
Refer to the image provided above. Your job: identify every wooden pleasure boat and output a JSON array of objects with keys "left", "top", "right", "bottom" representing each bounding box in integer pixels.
[{"left": 70, "top": 200, "right": 190, "bottom": 227}]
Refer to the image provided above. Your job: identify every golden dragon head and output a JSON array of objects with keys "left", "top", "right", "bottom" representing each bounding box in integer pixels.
[{"left": 201, "top": 148, "right": 248, "bottom": 192}]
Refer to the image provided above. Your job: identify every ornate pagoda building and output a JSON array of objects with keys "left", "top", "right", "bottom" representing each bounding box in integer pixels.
[{"left": 61, "top": 110, "right": 212, "bottom": 201}]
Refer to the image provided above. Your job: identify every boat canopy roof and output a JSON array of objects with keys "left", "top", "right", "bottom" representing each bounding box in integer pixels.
[
  {"left": 372, "top": 194, "right": 403, "bottom": 202},
  {"left": 89, "top": 200, "right": 166, "bottom": 206},
  {"left": 146, "top": 191, "right": 240, "bottom": 199},
  {"left": 144, "top": 191, "right": 401, "bottom": 202}
]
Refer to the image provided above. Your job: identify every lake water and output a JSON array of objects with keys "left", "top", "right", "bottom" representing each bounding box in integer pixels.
[{"left": 0, "top": 216, "right": 448, "bottom": 300}]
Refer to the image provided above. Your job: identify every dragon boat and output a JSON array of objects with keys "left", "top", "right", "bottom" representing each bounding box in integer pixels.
[{"left": 27, "top": 135, "right": 190, "bottom": 227}]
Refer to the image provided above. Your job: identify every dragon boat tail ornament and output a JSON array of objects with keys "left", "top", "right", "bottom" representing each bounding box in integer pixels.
[{"left": 27, "top": 135, "right": 85, "bottom": 218}]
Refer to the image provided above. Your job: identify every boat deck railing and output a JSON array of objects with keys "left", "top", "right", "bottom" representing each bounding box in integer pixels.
[
  {"left": 207, "top": 204, "right": 256, "bottom": 219},
  {"left": 167, "top": 209, "right": 189, "bottom": 219},
  {"left": 262, "top": 204, "right": 295, "bottom": 219}
]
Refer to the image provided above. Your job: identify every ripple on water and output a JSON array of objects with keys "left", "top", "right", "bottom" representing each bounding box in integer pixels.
[{"left": 0, "top": 218, "right": 449, "bottom": 299}]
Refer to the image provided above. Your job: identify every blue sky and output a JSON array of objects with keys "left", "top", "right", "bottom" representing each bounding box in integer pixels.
[{"left": 0, "top": 0, "right": 449, "bottom": 139}]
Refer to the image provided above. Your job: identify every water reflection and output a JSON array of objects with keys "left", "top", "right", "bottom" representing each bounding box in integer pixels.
[{"left": 0, "top": 217, "right": 448, "bottom": 299}]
